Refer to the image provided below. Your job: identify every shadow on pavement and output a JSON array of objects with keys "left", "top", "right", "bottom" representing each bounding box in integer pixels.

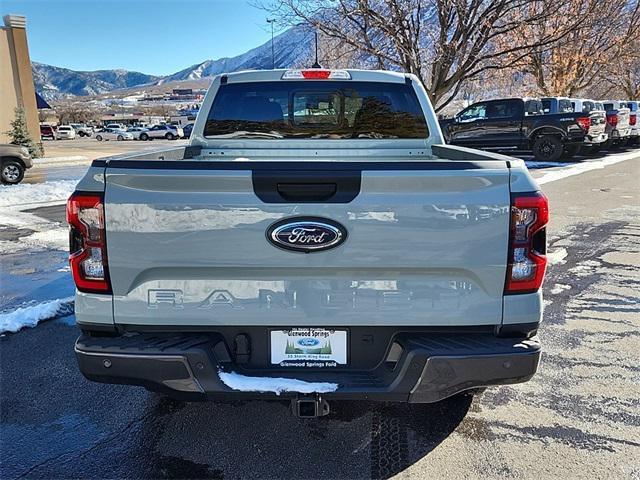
[{"left": 130, "top": 394, "right": 473, "bottom": 480}]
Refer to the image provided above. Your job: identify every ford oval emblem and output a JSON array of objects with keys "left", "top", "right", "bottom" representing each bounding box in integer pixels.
[
  {"left": 297, "top": 338, "right": 320, "bottom": 347},
  {"left": 267, "top": 217, "right": 347, "bottom": 253}
]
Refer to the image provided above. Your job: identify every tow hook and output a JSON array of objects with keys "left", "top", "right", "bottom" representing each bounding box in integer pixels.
[{"left": 292, "top": 395, "right": 330, "bottom": 418}]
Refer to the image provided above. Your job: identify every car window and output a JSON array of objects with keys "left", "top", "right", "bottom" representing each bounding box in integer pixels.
[
  {"left": 204, "top": 81, "right": 429, "bottom": 139},
  {"left": 604, "top": 103, "right": 614, "bottom": 111},
  {"left": 582, "top": 101, "right": 594, "bottom": 113},
  {"left": 484, "top": 101, "right": 519, "bottom": 119},
  {"left": 541, "top": 99, "right": 551, "bottom": 113},
  {"left": 558, "top": 99, "right": 574, "bottom": 113},
  {"left": 459, "top": 103, "right": 486, "bottom": 122},
  {"left": 524, "top": 100, "right": 542, "bottom": 115}
]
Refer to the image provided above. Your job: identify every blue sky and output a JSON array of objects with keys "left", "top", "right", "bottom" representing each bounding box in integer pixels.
[{"left": 1, "top": 0, "right": 280, "bottom": 75}]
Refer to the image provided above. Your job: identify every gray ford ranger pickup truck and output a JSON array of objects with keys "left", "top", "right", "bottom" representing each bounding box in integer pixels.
[{"left": 68, "top": 69, "right": 547, "bottom": 417}]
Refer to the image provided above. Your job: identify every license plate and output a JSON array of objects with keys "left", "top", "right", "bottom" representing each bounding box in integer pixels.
[{"left": 270, "top": 328, "right": 347, "bottom": 367}]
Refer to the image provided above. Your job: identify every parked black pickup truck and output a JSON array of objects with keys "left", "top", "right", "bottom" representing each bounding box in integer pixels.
[{"left": 440, "top": 98, "right": 593, "bottom": 161}]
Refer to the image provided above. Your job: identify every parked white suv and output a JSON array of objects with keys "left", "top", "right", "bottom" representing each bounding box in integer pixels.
[
  {"left": 56, "top": 125, "right": 77, "bottom": 140},
  {"left": 70, "top": 124, "right": 94, "bottom": 137},
  {"left": 139, "top": 124, "right": 184, "bottom": 141}
]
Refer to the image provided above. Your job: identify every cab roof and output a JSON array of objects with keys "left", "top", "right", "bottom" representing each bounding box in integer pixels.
[{"left": 218, "top": 69, "right": 410, "bottom": 84}]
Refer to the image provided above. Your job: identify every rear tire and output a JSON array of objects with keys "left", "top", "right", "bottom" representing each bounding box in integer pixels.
[
  {"left": 165, "top": 132, "right": 174, "bottom": 140},
  {"left": 1, "top": 159, "right": 25, "bottom": 185},
  {"left": 96, "top": 135, "right": 103, "bottom": 141},
  {"left": 140, "top": 133, "right": 149, "bottom": 141},
  {"left": 532, "top": 135, "right": 563, "bottom": 162}
]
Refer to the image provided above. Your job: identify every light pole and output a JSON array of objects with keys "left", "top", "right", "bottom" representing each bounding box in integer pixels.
[{"left": 266, "top": 18, "right": 275, "bottom": 69}]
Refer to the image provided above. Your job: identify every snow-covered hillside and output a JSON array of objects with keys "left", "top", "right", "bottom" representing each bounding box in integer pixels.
[{"left": 33, "top": 26, "right": 315, "bottom": 99}]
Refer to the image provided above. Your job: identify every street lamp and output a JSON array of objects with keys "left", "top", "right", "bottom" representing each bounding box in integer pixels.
[{"left": 266, "top": 18, "right": 275, "bottom": 69}]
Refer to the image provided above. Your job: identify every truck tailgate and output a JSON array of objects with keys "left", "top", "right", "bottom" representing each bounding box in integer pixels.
[{"left": 103, "top": 160, "right": 511, "bottom": 327}]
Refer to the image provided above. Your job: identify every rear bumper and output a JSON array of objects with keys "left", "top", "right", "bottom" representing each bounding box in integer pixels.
[
  {"left": 611, "top": 128, "right": 631, "bottom": 139},
  {"left": 584, "top": 132, "right": 608, "bottom": 145},
  {"left": 75, "top": 331, "right": 541, "bottom": 403}
]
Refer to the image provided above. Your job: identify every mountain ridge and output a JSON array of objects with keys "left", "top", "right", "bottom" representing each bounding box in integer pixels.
[{"left": 34, "top": 26, "right": 316, "bottom": 100}]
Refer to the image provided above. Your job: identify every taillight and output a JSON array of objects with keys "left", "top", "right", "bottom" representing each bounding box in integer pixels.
[
  {"left": 66, "top": 192, "right": 111, "bottom": 293},
  {"left": 576, "top": 116, "right": 590, "bottom": 132},
  {"left": 606, "top": 113, "right": 618, "bottom": 127},
  {"left": 505, "top": 192, "right": 549, "bottom": 294},
  {"left": 630, "top": 113, "right": 637, "bottom": 126}
]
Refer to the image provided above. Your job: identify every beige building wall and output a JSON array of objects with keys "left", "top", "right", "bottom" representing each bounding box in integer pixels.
[{"left": 0, "top": 15, "right": 39, "bottom": 145}]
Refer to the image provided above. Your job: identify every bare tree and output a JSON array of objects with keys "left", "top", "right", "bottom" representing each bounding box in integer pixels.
[
  {"left": 510, "top": 0, "right": 640, "bottom": 97},
  {"left": 54, "top": 103, "right": 102, "bottom": 125},
  {"left": 264, "top": 0, "right": 584, "bottom": 110}
]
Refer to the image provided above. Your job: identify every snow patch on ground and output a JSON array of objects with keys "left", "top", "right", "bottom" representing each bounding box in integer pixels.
[
  {"left": 0, "top": 297, "right": 74, "bottom": 334},
  {"left": 547, "top": 247, "right": 568, "bottom": 265},
  {"left": 569, "top": 260, "right": 601, "bottom": 277},
  {"left": 0, "top": 179, "right": 77, "bottom": 252},
  {"left": 0, "top": 179, "right": 77, "bottom": 208},
  {"left": 536, "top": 150, "right": 639, "bottom": 185},
  {"left": 0, "top": 227, "right": 68, "bottom": 255},
  {"left": 20, "top": 229, "right": 69, "bottom": 251},
  {"left": 34, "top": 156, "right": 88, "bottom": 166},
  {"left": 218, "top": 370, "right": 339, "bottom": 395},
  {"left": 550, "top": 283, "right": 572, "bottom": 295}
]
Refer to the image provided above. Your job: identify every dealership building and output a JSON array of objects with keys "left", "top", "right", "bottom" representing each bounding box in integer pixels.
[{"left": 0, "top": 14, "right": 39, "bottom": 144}]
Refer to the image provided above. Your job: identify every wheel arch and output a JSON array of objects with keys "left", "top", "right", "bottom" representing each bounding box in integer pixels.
[
  {"left": 1, "top": 155, "right": 27, "bottom": 169},
  {"left": 529, "top": 126, "right": 567, "bottom": 141}
]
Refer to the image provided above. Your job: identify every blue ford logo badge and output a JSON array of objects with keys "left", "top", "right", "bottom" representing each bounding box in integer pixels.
[
  {"left": 297, "top": 338, "right": 320, "bottom": 347},
  {"left": 267, "top": 217, "right": 347, "bottom": 253}
]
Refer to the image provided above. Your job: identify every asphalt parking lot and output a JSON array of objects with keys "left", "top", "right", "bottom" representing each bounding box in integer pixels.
[
  {"left": 40, "top": 137, "right": 188, "bottom": 161},
  {"left": 1, "top": 147, "right": 639, "bottom": 479}
]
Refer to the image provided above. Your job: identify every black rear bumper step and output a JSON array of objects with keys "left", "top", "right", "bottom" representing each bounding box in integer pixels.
[{"left": 75, "top": 332, "right": 540, "bottom": 403}]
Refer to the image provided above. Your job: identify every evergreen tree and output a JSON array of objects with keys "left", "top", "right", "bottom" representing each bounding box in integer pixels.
[{"left": 6, "top": 107, "right": 42, "bottom": 157}]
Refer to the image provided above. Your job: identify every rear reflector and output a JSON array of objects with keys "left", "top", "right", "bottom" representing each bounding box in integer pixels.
[
  {"left": 281, "top": 69, "right": 351, "bottom": 80},
  {"left": 630, "top": 113, "right": 637, "bottom": 126},
  {"left": 505, "top": 192, "right": 549, "bottom": 294},
  {"left": 66, "top": 192, "right": 111, "bottom": 293},
  {"left": 606, "top": 113, "right": 618, "bottom": 127}
]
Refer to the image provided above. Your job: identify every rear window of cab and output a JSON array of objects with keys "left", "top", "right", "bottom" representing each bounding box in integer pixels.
[{"left": 203, "top": 81, "right": 429, "bottom": 139}]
